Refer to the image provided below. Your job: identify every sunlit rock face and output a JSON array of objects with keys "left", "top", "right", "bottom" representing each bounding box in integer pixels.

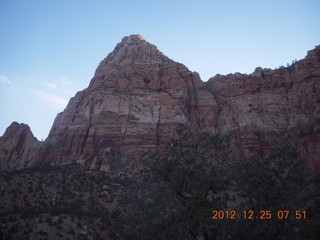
[{"left": 0, "top": 35, "right": 319, "bottom": 174}]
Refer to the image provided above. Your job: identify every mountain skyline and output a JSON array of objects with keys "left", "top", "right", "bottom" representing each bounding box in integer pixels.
[
  {"left": 1, "top": 34, "right": 319, "bottom": 174},
  {"left": 1, "top": 0, "right": 319, "bottom": 140}
]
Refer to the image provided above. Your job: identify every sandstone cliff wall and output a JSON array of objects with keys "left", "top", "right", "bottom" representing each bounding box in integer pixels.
[
  {"left": 0, "top": 122, "right": 42, "bottom": 170},
  {"left": 0, "top": 35, "right": 319, "bottom": 174},
  {"left": 206, "top": 46, "right": 320, "bottom": 174}
]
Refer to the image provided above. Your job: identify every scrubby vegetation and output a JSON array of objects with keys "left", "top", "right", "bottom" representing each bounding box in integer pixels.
[
  {"left": 109, "top": 130, "right": 320, "bottom": 240},
  {"left": 0, "top": 163, "right": 115, "bottom": 239},
  {"left": 0, "top": 130, "right": 319, "bottom": 239}
]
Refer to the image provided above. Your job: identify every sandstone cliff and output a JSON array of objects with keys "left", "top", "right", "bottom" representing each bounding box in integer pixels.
[
  {"left": 0, "top": 122, "right": 42, "bottom": 171},
  {"left": 206, "top": 46, "right": 320, "bottom": 174},
  {"left": 0, "top": 35, "right": 319, "bottom": 174}
]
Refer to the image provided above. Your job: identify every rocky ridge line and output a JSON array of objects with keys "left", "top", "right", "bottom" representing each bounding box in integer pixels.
[{"left": 0, "top": 35, "right": 319, "bottom": 174}]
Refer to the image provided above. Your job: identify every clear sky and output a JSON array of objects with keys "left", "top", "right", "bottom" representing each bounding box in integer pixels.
[{"left": 0, "top": 0, "right": 319, "bottom": 140}]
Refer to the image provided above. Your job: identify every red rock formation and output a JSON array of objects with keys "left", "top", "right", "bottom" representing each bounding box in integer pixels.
[
  {"left": 0, "top": 35, "right": 319, "bottom": 174},
  {"left": 206, "top": 46, "right": 320, "bottom": 174},
  {"left": 41, "top": 35, "right": 218, "bottom": 171},
  {"left": 0, "top": 122, "right": 42, "bottom": 171}
]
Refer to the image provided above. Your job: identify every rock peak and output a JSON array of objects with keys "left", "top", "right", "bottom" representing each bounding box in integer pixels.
[
  {"left": 1, "top": 38, "right": 319, "bottom": 176},
  {"left": 117, "top": 34, "right": 152, "bottom": 52},
  {"left": 3, "top": 122, "right": 33, "bottom": 139},
  {"left": 92, "top": 35, "right": 173, "bottom": 89},
  {"left": 124, "top": 34, "right": 145, "bottom": 41},
  {"left": 99, "top": 34, "right": 164, "bottom": 65},
  {"left": 118, "top": 34, "right": 147, "bottom": 47}
]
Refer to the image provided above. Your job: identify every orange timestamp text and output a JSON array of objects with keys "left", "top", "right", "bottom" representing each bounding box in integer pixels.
[{"left": 212, "top": 210, "right": 307, "bottom": 220}]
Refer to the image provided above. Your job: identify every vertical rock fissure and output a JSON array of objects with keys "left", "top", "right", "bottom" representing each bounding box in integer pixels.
[
  {"left": 8, "top": 148, "right": 15, "bottom": 162},
  {"left": 72, "top": 91, "right": 87, "bottom": 123},
  {"left": 67, "top": 133, "right": 75, "bottom": 155},
  {"left": 121, "top": 96, "right": 133, "bottom": 145},
  {"left": 210, "top": 91, "right": 221, "bottom": 132},
  {"left": 57, "top": 134, "right": 67, "bottom": 166},
  {"left": 80, "top": 100, "right": 94, "bottom": 154},
  {"left": 156, "top": 105, "right": 162, "bottom": 148},
  {"left": 15, "top": 130, "right": 28, "bottom": 168},
  {"left": 190, "top": 74, "right": 200, "bottom": 127}
]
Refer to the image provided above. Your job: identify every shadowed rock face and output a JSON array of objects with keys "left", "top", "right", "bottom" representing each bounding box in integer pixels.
[
  {"left": 0, "top": 35, "right": 319, "bottom": 174},
  {"left": 0, "top": 122, "right": 42, "bottom": 171},
  {"left": 206, "top": 46, "right": 320, "bottom": 174},
  {"left": 1, "top": 35, "right": 217, "bottom": 171}
]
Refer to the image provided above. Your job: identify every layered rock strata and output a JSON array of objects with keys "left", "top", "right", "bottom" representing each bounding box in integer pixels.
[
  {"left": 0, "top": 35, "right": 319, "bottom": 174},
  {"left": 206, "top": 47, "right": 320, "bottom": 174},
  {"left": 4, "top": 35, "right": 217, "bottom": 171}
]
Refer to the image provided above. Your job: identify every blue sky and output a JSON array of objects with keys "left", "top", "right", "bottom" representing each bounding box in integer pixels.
[{"left": 0, "top": 0, "right": 319, "bottom": 140}]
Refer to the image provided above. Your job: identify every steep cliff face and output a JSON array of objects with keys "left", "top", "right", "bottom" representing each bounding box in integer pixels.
[
  {"left": 0, "top": 35, "right": 319, "bottom": 174},
  {"left": 0, "top": 122, "right": 42, "bottom": 171},
  {"left": 207, "top": 46, "right": 320, "bottom": 174},
  {"left": 41, "top": 35, "right": 218, "bottom": 171}
]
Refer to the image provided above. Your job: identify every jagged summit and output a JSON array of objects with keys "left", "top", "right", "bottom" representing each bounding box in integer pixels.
[
  {"left": 0, "top": 122, "right": 41, "bottom": 171},
  {"left": 0, "top": 36, "right": 319, "bottom": 174},
  {"left": 99, "top": 34, "right": 167, "bottom": 65},
  {"left": 90, "top": 34, "right": 193, "bottom": 91},
  {"left": 2, "top": 122, "right": 35, "bottom": 141},
  {"left": 122, "top": 34, "right": 145, "bottom": 41},
  {"left": 38, "top": 35, "right": 214, "bottom": 171}
]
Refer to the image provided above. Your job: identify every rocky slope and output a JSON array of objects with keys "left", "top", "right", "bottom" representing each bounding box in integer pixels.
[{"left": 0, "top": 35, "right": 319, "bottom": 174}]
